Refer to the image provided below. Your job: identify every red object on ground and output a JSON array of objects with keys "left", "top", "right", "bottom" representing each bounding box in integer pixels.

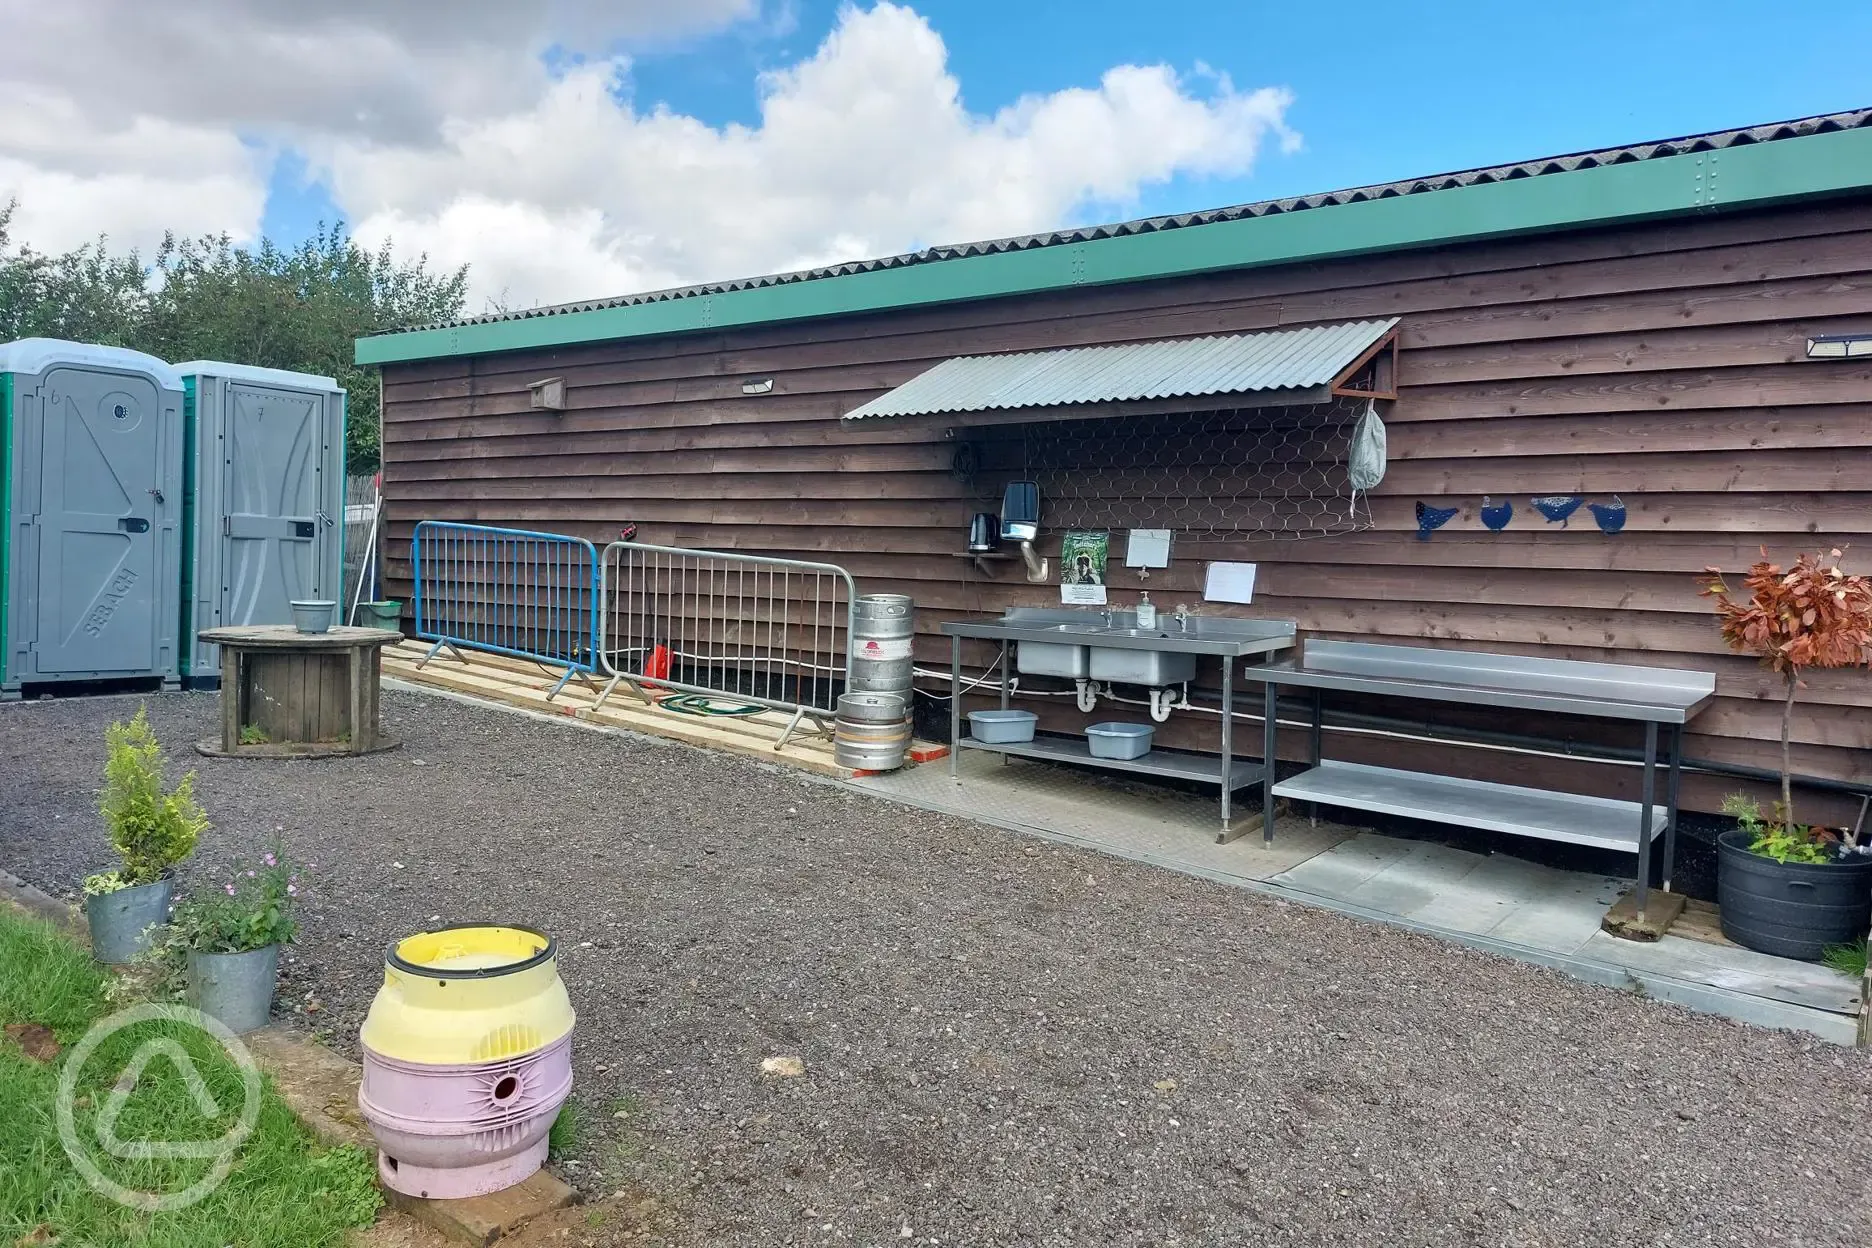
[
  {"left": 645, "top": 644, "right": 672, "bottom": 680},
  {"left": 907, "top": 741, "right": 951, "bottom": 763}
]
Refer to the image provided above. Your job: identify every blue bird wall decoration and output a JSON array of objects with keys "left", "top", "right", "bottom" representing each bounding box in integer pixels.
[
  {"left": 1588, "top": 496, "right": 1627, "bottom": 535},
  {"left": 1531, "top": 495, "right": 1583, "bottom": 526},
  {"left": 1415, "top": 500, "right": 1459, "bottom": 541},
  {"left": 1479, "top": 496, "right": 1514, "bottom": 532}
]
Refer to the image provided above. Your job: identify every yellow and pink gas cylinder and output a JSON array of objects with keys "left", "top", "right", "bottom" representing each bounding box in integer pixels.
[{"left": 358, "top": 925, "right": 575, "bottom": 1199}]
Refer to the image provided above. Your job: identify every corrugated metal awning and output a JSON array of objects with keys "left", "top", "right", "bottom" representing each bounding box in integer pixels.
[{"left": 841, "top": 319, "right": 1399, "bottom": 421}]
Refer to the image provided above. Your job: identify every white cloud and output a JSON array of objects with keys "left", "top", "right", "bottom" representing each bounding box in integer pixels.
[
  {"left": 0, "top": 0, "right": 1298, "bottom": 309},
  {"left": 336, "top": 4, "right": 1298, "bottom": 309},
  {"left": 0, "top": 0, "right": 754, "bottom": 254}
]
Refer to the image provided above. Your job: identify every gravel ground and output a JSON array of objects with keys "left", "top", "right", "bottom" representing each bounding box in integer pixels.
[{"left": 4, "top": 688, "right": 1871, "bottom": 1247}]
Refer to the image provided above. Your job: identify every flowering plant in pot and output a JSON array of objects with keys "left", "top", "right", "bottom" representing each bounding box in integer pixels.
[
  {"left": 173, "top": 846, "right": 303, "bottom": 1033},
  {"left": 1702, "top": 549, "right": 1872, "bottom": 960},
  {"left": 83, "top": 705, "right": 209, "bottom": 963}
]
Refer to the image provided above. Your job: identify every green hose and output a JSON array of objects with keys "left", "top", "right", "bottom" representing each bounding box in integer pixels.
[{"left": 655, "top": 692, "right": 765, "bottom": 717}]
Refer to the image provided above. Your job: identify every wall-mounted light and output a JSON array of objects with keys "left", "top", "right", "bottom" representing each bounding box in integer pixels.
[
  {"left": 528, "top": 377, "right": 567, "bottom": 410},
  {"left": 741, "top": 378, "right": 775, "bottom": 395},
  {"left": 1805, "top": 334, "right": 1872, "bottom": 360}
]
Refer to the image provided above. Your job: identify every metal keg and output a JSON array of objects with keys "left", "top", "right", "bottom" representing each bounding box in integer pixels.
[
  {"left": 849, "top": 594, "right": 914, "bottom": 696},
  {"left": 835, "top": 690, "right": 910, "bottom": 771}
]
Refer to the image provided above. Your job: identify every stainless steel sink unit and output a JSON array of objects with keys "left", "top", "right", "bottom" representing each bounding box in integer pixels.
[{"left": 943, "top": 608, "right": 1298, "bottom": 841}]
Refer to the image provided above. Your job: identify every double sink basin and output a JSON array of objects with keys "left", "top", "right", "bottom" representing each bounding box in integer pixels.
[{"left": 943, "top": 608, "right": 1298, "bottom": 687}]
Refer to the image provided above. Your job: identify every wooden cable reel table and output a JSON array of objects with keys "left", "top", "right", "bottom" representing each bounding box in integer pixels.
[{"left": 196, "top": 625, "right": 404, "bottom": 758}]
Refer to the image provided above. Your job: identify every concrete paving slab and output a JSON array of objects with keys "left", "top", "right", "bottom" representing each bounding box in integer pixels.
[{"left": 1581, "top": 930, "right": 1862, "bottom": 1016}]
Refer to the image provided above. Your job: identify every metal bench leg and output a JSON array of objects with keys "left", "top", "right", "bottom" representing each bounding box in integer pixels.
[
  {"left": 1309, "top": 689, "right": 1323, "bottom": 827},
  {"left": 1663, "top": 724, "right": 1683, "bottom": 893},
  {"left": 950, "top": 635, "right": 962, "bottom": 781},
  {"left": 1262, "top": 680, "right": 1278, "bottom": 845},
  {"left": 999, "top": 641, "right": 1011, "bottom": 766},
  {"left": 1635, "top": 722, "right": 1658, "bottom": 917},
  {"left": 1218, "top": 660, "right": 1234, "bottom": 839}
]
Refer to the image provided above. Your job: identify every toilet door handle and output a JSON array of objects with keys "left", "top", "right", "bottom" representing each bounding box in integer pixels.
[{"left": 118, "top": 517, "right": 150, "bottom": 533}]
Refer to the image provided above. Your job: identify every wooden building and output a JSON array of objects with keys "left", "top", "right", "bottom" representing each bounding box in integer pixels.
[{"left": 359, "top": 109, "right": 1872, "bottom": 821}]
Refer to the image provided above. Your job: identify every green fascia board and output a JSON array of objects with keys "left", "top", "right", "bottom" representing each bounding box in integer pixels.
[{"left": 356, "top": 127, "right": 1872, "bottom": 366}]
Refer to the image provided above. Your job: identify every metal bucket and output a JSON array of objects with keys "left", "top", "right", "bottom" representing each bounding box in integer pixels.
[
  {"left": 86, "top": 878, "right": 173, "bottom": 964},
  {"left": 849, "top": 594, "right": 914, "bottom": 696},
  {"left": 187, "top": 945, "right": 281, "bottom": 1034}
]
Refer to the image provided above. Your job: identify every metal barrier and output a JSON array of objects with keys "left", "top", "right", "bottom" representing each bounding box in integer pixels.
[
  {"left": 597, "top": 541, "right": 856, "bottom": 748},
  {"left": 411, "top": 521, "right": 602, "bottom": 699}
]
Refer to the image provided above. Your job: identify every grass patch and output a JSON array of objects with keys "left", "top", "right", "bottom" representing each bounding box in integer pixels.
[
  {"left": 1823, "top": 939, "right": 1869, "bottom": 978},
  {"left": 548, "top": 1095, "right": 580, "bottom": 1160},
  {"left": 0, "top": 909, "right": 381, "bottom": 1247}
]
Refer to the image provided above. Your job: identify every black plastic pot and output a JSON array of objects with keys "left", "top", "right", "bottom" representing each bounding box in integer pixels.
[{"left": 1716, "top": 829, "right": 1872, "bottom": 960}]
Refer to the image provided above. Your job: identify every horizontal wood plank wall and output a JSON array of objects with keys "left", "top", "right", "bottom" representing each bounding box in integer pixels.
[{"left": 378, "top": 197, "right": 1872, "bottom": 817}]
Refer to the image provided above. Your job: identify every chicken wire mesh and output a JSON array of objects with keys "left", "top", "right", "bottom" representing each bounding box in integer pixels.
[{"left": 963, "top": 397, "right": 1377, "bottom": 541}]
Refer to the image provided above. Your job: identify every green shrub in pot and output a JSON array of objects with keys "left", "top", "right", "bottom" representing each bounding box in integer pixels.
[{"left": 83, "top": 706, "right": 209, "bottom": 962}]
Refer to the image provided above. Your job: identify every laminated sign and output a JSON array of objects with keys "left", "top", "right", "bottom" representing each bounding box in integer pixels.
[{"left": 1059, "top": 531, "right": 1110, "bottom": 606}]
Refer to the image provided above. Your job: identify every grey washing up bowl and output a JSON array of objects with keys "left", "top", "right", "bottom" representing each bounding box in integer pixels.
[
  {"left": 1086, "top": 722, "right": 1154, "bottom": 760},
  {"left": 967, "top": 709, "right": 1037, "bottom": 743}
]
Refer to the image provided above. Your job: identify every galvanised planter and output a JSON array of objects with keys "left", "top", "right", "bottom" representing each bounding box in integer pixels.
[
  {"left": 186, "top": 945, "right": 281, "bottom": 1034},
  {"left": 358, "top": 924, "right": 575, "bottom": 1199},
  {"left": 85, "top": 878, "right": 173, "bottom": 964}
]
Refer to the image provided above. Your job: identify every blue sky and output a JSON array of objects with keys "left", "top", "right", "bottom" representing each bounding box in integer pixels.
[{"left": 256, "top": 0, "right": 1872, "bottom": 287}]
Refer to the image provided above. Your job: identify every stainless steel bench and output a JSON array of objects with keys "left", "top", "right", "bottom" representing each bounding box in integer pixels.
[{"left": 1239, "top": 641, "right": 1716, "bottom": 912}]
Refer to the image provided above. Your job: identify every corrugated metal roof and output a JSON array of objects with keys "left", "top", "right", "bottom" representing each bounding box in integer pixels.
[
  {"left": 378, "top": 108, "right": 1872, "bottom": 337},
  {"left": 842, "top": 319, "right": 1397, "bottom": 420}
]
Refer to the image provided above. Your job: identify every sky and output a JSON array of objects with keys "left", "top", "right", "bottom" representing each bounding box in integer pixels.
[{"left": 2, "top": 0, "right": 1868, "bottom": 314}]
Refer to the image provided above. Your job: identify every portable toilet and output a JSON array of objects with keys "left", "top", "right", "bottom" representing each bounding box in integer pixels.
[
  {"left": 0, "top": 339, "right": 185, "bottom": 699},
  {"left": 173, "top": 362, "right": 346, "bottom": 689}
]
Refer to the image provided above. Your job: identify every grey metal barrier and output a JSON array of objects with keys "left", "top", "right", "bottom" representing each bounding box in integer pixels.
[
  {"left": 596, "top": 541, "right": 857, "bottom": 748},
  {"left": 412, "top": 520, "right": 602, "bottom": 699}
]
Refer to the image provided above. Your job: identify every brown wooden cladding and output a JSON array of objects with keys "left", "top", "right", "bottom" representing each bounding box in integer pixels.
[{"left": 378, "top": 196, "right": 1872, "bottom": 818}]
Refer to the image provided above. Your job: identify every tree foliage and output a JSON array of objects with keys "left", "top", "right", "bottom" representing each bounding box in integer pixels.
[
  {"left": 0, "top": 202, "right": 466, "bottom": 472},
  {"left": 1702, "top": 548, "right": 1872, "bottom": 837}
]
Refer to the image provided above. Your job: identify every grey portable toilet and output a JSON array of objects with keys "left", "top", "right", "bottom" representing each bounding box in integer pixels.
[
  {"left": 174, "top": 362, "right": 345, "bottom": 688},
  {"left": 0, "top": 338, "right": 185, "bottom": 699}
]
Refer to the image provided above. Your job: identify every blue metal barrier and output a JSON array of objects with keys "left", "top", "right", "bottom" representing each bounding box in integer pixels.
[{"left": 411, "top": 521, "right": 601, "bottom": 698}]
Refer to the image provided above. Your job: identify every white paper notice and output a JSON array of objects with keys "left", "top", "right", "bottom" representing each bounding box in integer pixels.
[{"left": 1203, "top": 561, "right": 1257, "bottom": 604}]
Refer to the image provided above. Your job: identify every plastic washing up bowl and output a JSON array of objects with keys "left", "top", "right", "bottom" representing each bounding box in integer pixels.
[
  {"left": 968, "top": 709, "right": 1037, "bottom": 743},
  {"left": 358, "top": 924, "right": 576, "bottom": 1199},
  {"left": 1086, "top": 722, "right": 1154, "bottom": 760}
]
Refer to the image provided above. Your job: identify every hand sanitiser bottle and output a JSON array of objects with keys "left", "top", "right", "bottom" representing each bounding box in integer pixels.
[{"left": 1135, "top": 592, "right": 1157, "bottom": 630}]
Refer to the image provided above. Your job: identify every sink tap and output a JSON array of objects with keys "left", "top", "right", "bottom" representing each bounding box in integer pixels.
[
  {"left": 1098, "top": 605, "right": 1115, "bottom": 628},
  {"left": 1172, "top": 604, "right": 1192, "bottom": 632}
]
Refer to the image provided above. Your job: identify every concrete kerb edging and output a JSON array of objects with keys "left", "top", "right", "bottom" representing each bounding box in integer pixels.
[{"left": 0, "top": 866, "right": 88, "bottom": 939}]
